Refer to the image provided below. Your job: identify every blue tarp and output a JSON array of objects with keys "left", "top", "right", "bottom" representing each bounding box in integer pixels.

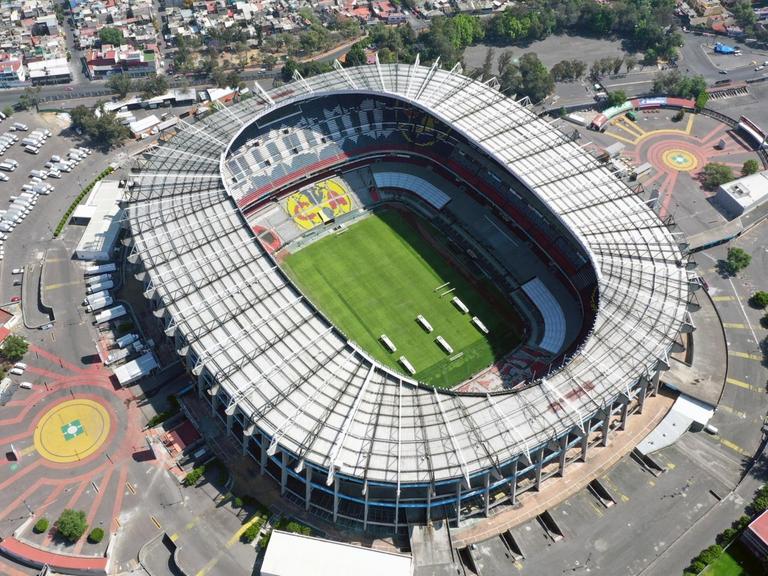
[{"left": 714, "top": 42, "right": 737, "bottom": 54}]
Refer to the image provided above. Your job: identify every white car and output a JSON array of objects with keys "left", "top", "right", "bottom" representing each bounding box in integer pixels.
[
  {"left": 13, "top": 362, "right": 27, "bottom": 370},
  {"left": 11, "top": 268, "right": 23, "bottom": 274},
  {"left": 48, "top": 170, "right": 61, "bottom": 179},
  {"left": 0, "top": 174, "right": 8, "bottom": 182},
  {"left": 9, "top": 367, "right": 24, "bottom": 375},
  {"left": 19, "top": 382, "right": 32, "bottom": 389}
]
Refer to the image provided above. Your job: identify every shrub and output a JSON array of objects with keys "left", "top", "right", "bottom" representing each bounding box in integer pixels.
[
  {"left": 241, "top": 521, "right": 261, "bottom": 543},
  {"left": 720, "top": 527, "right": 738, "bottom": 544},
  {"left": 88, "top": 527, "right": 105, "bottom": 543},
  {"left": 183, "top": 465, "right": 205, "bottom": 486},
  {"left": 699, "top": 544, "right": 723, "bottom": 564},
  {"left": 146, "top": 411, "right": 172, "bottom": 427},
  {"left": 1, "top": 335, "right": 28, "bottom": 361},
  {"left": 750, "top": 291, "right": 768, "bottom": 309},
  {"left": 726, "top": 247, "right": 751, "bottom": 276},
  {"left": 742, "top": 159, "right": 759, "bottom": 177},
  {"left": 53, "top": 168, "right": 114, "bottom": 237},
  {"left": 700, "top": 162, "right": 734, "bottom": 190},
  {"left": 33, "top": 518, "right": 49, "bottom": 534},
  {"left": 258, "top": 530, "right": 272, "bottom": 549},
  {"left": 233, "top": 497, "right": 244, "bottom": 508},
  {"left": 55, "top": 509, "right": 87, "bottom": 543}
]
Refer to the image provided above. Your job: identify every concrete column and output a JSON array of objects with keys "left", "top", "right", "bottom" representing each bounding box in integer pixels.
[
  {"left": 456, "top": 479, "right": 462, "bottom": 526},
  {"left": 210, "top": 391, "right": 217, "bottom": 417},
  {"left": 534, "top": 448, "right": 544, "bottom": 491},
  {"left": 426, "top": 485, "right": 432, "bottom": 524},
  {"left": 558, "top": 434, "right": 569, "bottom": 476},
  {"left": 259, "top": 432, "right": 268, "bottom": 475},
  {"left": 332, "top": 476, "right": 340, "bottom": 523},
  {"left": 364, "top": 489, "right": 369, "bottom": 530},
  {"left": 305, "top": 467, "right": 312, "bottom": 511},
  {"left": 241, "top": 433, "right": 249, "bottom": 456},
  {"left": 226, "top": 412, "right": 233, "bottom": 435},
  {"left": 196, "top": 375, "right": 204, "bottom": 399},
  {"left": 637, "top": 376, "right": 649, "bottom": 415},
  {"left": 483, "top": 472, "right": 490, "bottom": 517},
  {"left": 619, "top": 397, "right": 630, "bottom": 431},
  {"left": 580, "top": 428, "right": 589, "bottom": 462},
  {"left": 601, "top": 407, "right": 612, "bottom": 447},
  {"left": 651, "top": 370, "right": 661, "bottom": 396},
  {"left": 280, "top": 451, "right": 288, "bottom": 496},
  {"left": 509, "top": 459, "right": 518, "bottom": 505}
]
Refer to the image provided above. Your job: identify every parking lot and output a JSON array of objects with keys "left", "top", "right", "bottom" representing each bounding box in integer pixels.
[{"left": 0, "top": 110, "right": 135, "bottom": 307}]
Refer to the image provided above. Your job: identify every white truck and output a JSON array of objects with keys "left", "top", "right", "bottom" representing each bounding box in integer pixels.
[
  {"left": 86, "top": 280, "right": 114, "bottom": 294},
  {"left": 114, "top": 333, "right": 139, "bottom": 349},
  {"left": 87, "top": 296, "right": 113, "bottom": 312},
  {"left": 86, "top": 273, "right": 112, "bottom": 286},
  {"left": 85, "top": 262, "right": 117, "bottom": 275},
  {"left": 94, "top": 305, "right": 126, "bottom": 324}
]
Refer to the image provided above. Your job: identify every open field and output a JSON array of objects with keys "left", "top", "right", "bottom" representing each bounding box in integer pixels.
[{"left": 282, "top": 209, "right": 523, "bottom": 388}]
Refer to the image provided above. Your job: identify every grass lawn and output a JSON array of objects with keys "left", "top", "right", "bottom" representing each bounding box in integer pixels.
[
  {"left": 282, "top": 209, "right": 523, "bottom": 388},
  {"left": 704, "top": 542, "right": 762, "bottom": 576}
]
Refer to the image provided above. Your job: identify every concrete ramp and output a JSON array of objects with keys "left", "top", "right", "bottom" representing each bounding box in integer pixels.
[
  {"left": 636, "top": 394, "right": 714, "bottom": 455},
  {"left": 410, "top": 521, "right": 462, "bottom": 576}
]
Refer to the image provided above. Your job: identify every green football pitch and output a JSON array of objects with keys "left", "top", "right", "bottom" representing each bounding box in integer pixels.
[{"left": 282, "top": 209, "right": 524, "bottom": 389}]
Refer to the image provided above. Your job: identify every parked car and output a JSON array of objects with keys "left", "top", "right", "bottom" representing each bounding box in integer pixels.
[{"left": 10, "top": 296, "right": 20, "bottom": 303}]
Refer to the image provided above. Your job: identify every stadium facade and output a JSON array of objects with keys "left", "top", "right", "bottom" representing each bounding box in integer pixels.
[{"left": 125, "top": 61, "right": 698, "bottom": 533}]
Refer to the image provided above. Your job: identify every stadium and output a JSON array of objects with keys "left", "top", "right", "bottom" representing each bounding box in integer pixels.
[{"left": 124, "top": 61, "right": 697, "bottom": 535}]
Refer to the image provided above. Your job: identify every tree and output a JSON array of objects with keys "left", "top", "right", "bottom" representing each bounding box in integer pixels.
[
  {"left": 106, "top": 74, "right": 132, "bottom": 98},
  {"left": 1, "top": 335, "right": 28, "bottom": 361},
  {"left": 98, "top": 27, "right": 123, "bottom": 47},
  {"left": 88, "top": 527, "right": 105, "bottom": 543},
  {"left": 141, "top": 74, "right": 169, "bottom": 98},
  {"left": 606, "top": 90, "right": 627, "bottom": 107},
  {"left": 742, "top": 159, "right": 759, "bottom": 177},
  {"left": 726, "top": 247, "right": 751, "bottom": 275},
  {"left": 2, "top": 105, "right": 13, "bottom": 117},
  {"left": 55, "top": 509, "right": 88, "bottom": 543},
  {"left": 33, "top": 518, "right": 49, "bottom": 534},
  {"left": 695, "top": 91, "right": 709, "bottom": 110},
  {"left": 262, "top": 54, "right": 277, "bottom": 70},
  {"left": 625, "top": 56, "right": 638, "bottom": 73},
  {"left": 499, "top": 52, "right": 554, "bottom": 104},
  {"left": 652, "top": 70, "right": 706, "bottom": 99},
  {"left": 700, "top": 162, "right": 733, "bottom": 190},
  {"left": 497, "top": 50, "right": 514, "bottom": 76},
  {"left": 344, "top": 43, "right": 367, "bottom": 68},
  {"left": 17, "top": 86, "right": 41, "bottom": 110},
  {"left": 68, "top": 104, "right": 129, "bottom": 149},
  {"left": 750, "top": 291, "right": 768, "bottom": 308}
]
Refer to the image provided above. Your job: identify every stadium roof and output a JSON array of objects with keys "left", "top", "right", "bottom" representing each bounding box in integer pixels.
[{"left": 125, "top": 62, "right": 694, "bottom": 486}]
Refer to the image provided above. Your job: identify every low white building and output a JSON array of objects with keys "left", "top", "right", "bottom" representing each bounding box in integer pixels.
[
  {"left": 74, "top": 180, "right": 124, "bottom": 261},
  {"left": 715, "top": 169, "right": 768, "bottom": 218},
  {"left": 27, "top": 58, "right": 72, "bottom": 85},
  {"left": 113, "top": 351, "right": 158, "bottom": 386},
  {"left": 261, "top": 531, "right": 412, "bottom": 576},
  {"left": 129, "top": 114, "right": 161, "bottom": 138}
]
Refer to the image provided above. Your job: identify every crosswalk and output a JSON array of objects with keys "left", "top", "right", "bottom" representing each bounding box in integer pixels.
[{"left": 707, "top": 86, "right": 749, "bottom": 101}]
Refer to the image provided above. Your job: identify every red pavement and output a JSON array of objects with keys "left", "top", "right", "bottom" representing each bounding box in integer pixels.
[{"left": 0, "top": 537, "right": 107, "bottom": 575}]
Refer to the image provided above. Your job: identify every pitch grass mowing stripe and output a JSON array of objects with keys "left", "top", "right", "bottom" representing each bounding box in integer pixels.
[{"left": 282, "top": 209, "right": 523, "bottom": 388}]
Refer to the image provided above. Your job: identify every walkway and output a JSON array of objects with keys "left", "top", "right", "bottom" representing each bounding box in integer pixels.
[
  {"left": 0, "top": 536, "right": 107, "bottom": 575},
  {"left": 450, "top": 392, "right": 675, "bottom": 548}
]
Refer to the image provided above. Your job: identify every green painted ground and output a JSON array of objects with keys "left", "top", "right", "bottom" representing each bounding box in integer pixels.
[{"left": 282, "top": 209, "right": 523, "bottom": 388}]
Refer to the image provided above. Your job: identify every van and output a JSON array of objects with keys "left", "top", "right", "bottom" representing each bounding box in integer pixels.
[
  {"left": 29, "top": 170, "right": 46, "bottom": 179},
  {"left": 12, "top": 122, "right": 28, "bottom": 131},
  {"left": 0, "top": 163, "right": 14, "bottom": 172},
  {"left": 9, "top": 367, "right": 24, "bottom": 375},
  {"left": 24, "top": 146, "right": 39, "bottom": 154},
  {"left": 7, "top": 159, "right": 18, "bottom": 167}
]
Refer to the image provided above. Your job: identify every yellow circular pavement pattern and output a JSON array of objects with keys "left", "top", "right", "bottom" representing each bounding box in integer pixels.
[
  {"left": 662, "top": 149, "right": 698, "bottom": 172},
  {"left": 33, "top": 399, "right": 110, "bottom": 463}
]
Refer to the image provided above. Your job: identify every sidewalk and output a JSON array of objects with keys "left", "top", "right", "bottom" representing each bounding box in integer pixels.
[{"left": 0, "top": 536, "right": 108, "bottom": 576}]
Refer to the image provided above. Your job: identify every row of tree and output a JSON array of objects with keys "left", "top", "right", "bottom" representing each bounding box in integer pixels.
[{"left": 106, "top": 73, "right": 171, "bottom": 99}]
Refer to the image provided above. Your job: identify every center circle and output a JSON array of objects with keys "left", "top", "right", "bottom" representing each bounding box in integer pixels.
[
  {"left": 661, "top": 148, "right": 698, "bottom": 172},
  {"left": 33, "top": 398, "right": 111, "bottom": 463}
]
